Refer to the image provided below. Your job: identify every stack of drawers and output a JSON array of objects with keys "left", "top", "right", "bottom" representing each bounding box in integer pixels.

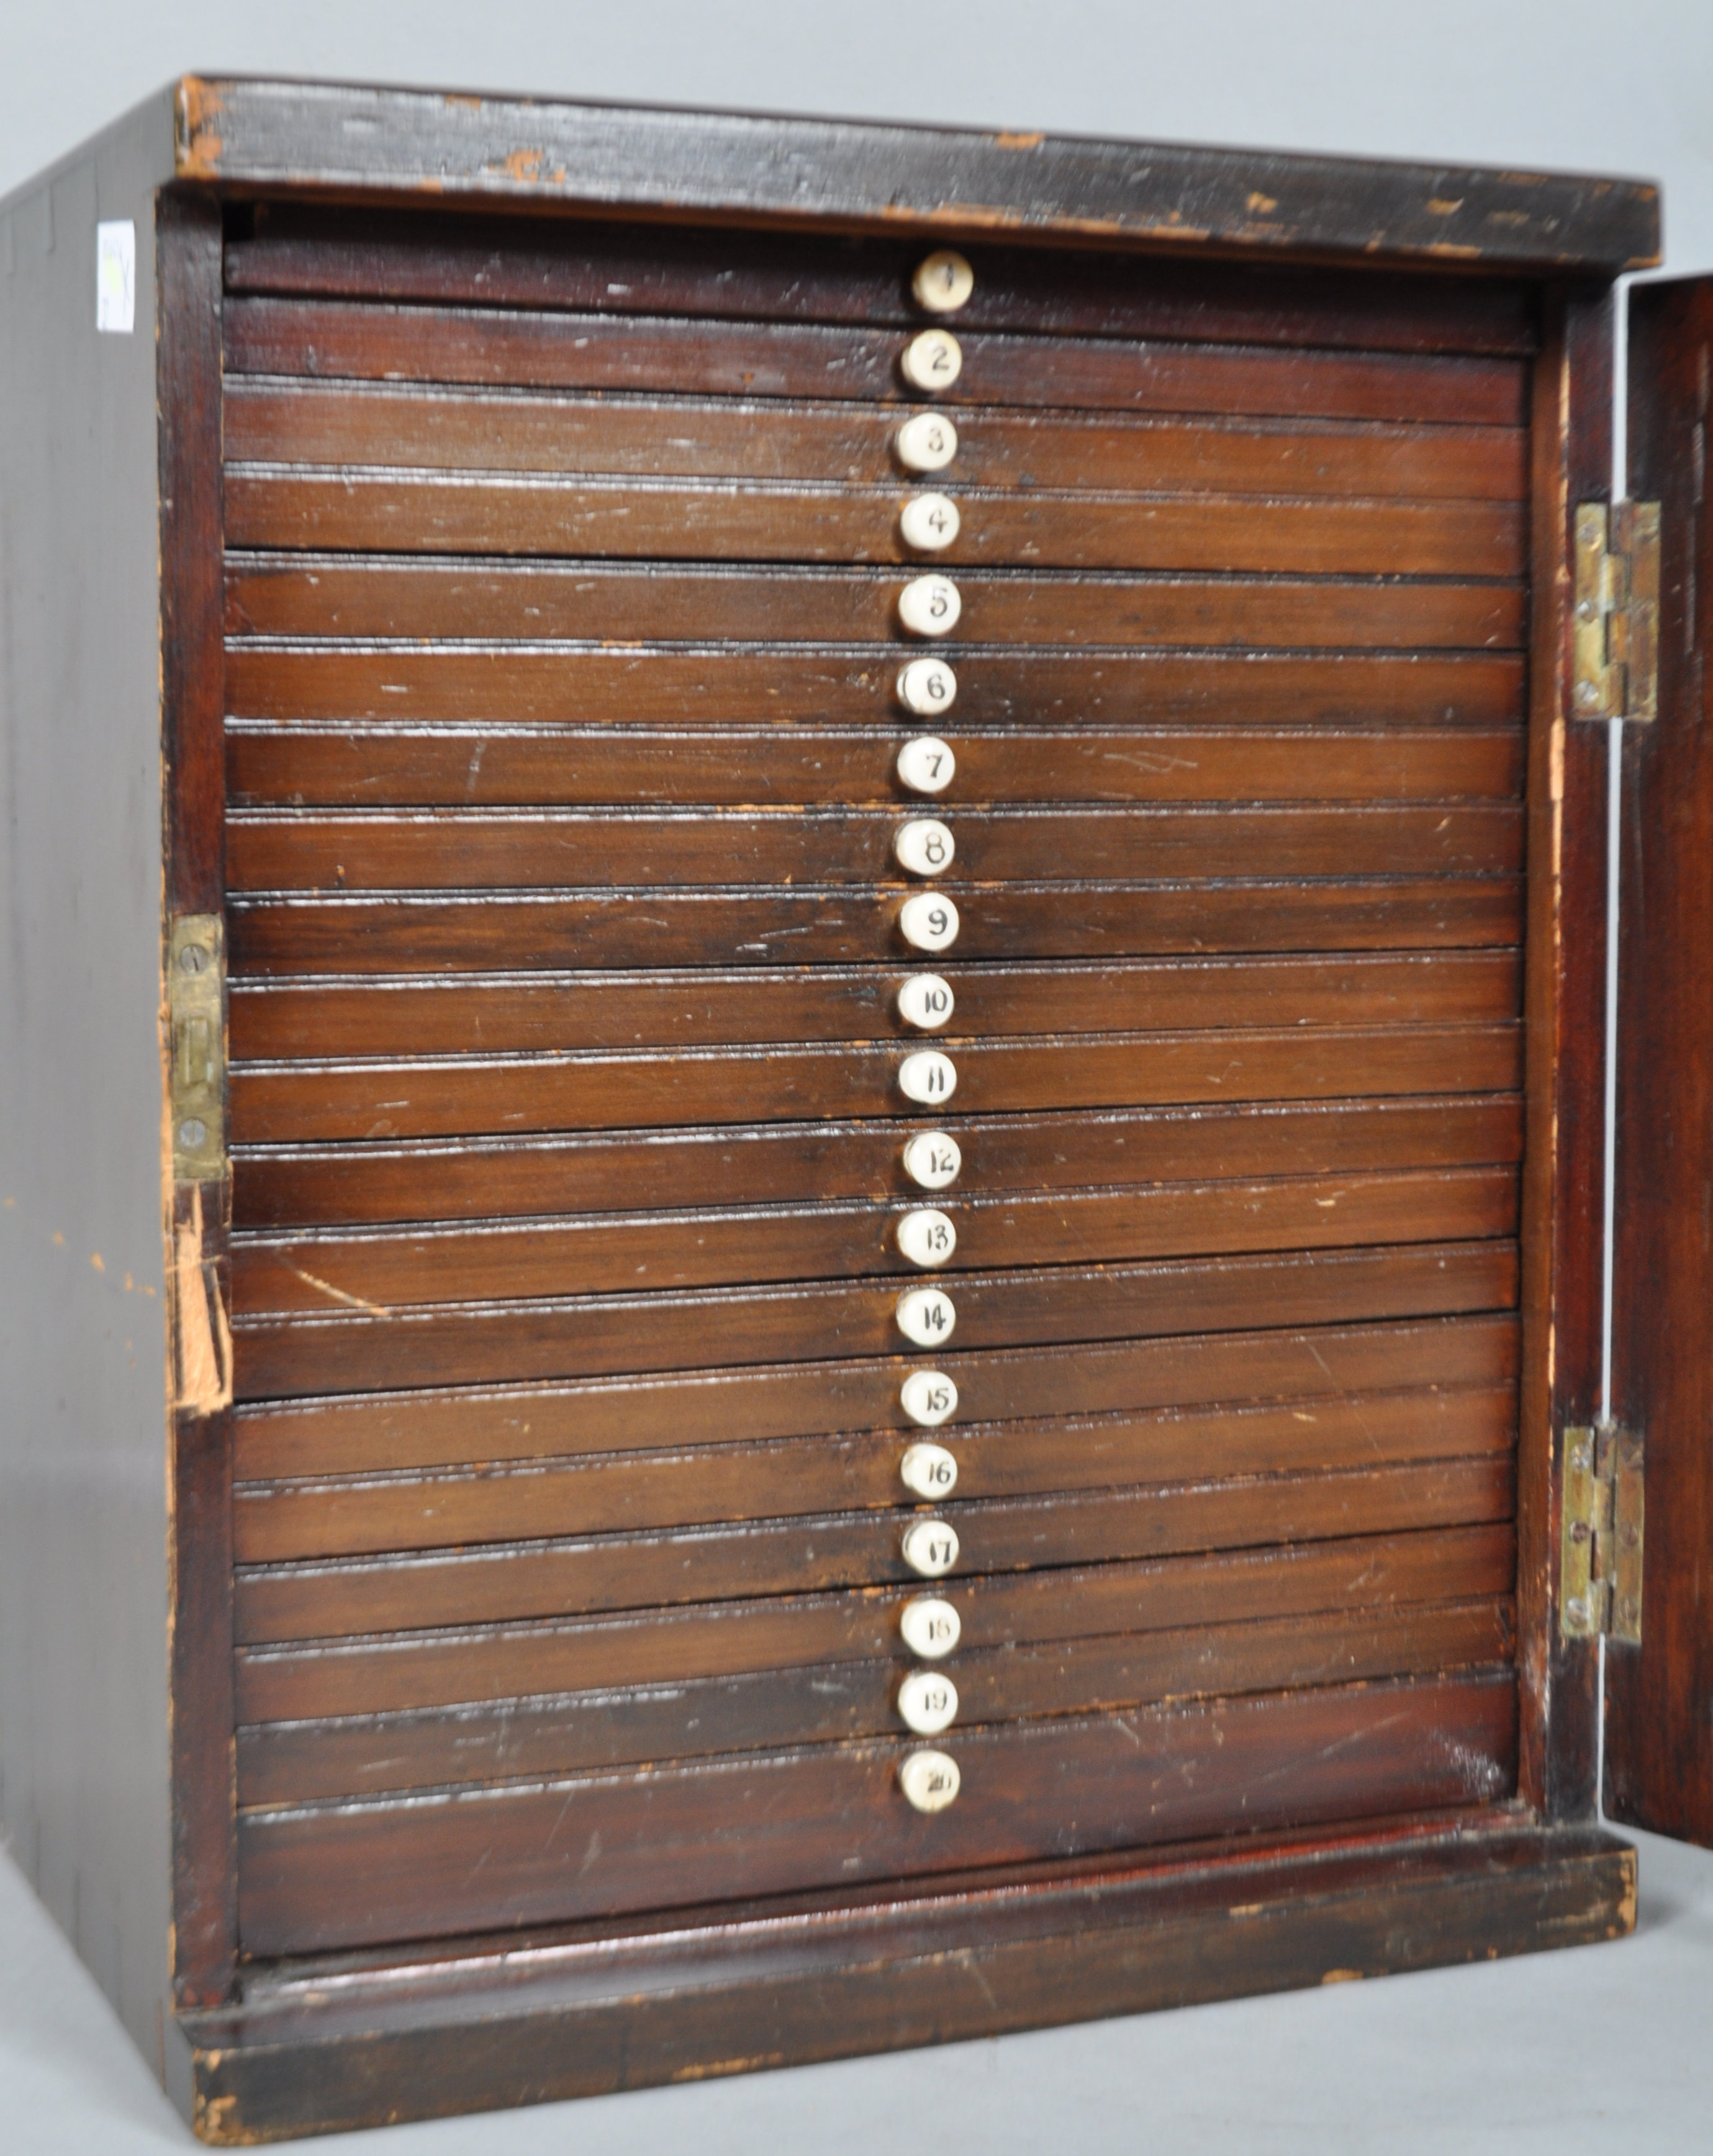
[{"left": 215, "top": 207, "right": 1528, "bottom": 1954}]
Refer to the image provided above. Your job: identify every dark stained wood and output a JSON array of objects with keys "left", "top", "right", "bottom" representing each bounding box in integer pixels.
[
  {"left": 1514, "top": 292, "right": 1612, "bottom": 1823},
  {"left": 225, "top": 802, "right": 1522, "bottom": 893},
  {"left": 225, "top": 297, "right": 1532, "bottom": 427},
  {"left": 223, "top": 204, "right": 1544, "bottom": 353},
  {"left": 233, "top": 1674, "right": 1518, "bottom": 1954},
  {"left": 233, "top": 1457, "right": 1513, "bottom": 1641},
  {"left": 230, "top": 1239, "right": 1518, "bottom": 1400},
  {"left": 226, "top": 723, "right": 1526, "bottom": 811},
  {"left": 233, "top": 1311, "right": 1521, "bottom": 1480},
  {"left": 237, "top": 1597, "right": 1514, "bottom": 1805},
  {"left": 157, "top": 193, "right": 240, "bottom": 2014},
  {"left": 225, "top": 379, "right": 1531, "bottom": 497},
  {"left": 227, "top": 952, "right": 1523, "bottom": 1061},
  {"left": 181, "top": 1819, "right": 1635, "bottom": 2140},
  {"left": 225, "top": 553, "right": 1526, "bottom": 649},
  {"left": 233, "top": 1096, "right": 1525, "bottom": 1232},
  {"left": 229, "top": 1166, "right": 1519, "bottom": 1317},
  {"left": 233, "top": 1384, "right": 1514, "bottom": 1556},
  {"left": 235, "top": 1521, "right": 1520, "bottom": 1720},
  {"left": 226, "top": 472, "right": 1525, "bottom": 581},
  {"left": 227, "top": 1025, "right": 1522, "bottom": 1145},
  {"left": 224, "top": 646, "right": 1525, "bottom": 729},
  {"left": 183, "top": 79, "right": 1658, "bottom": 271},
  {"left": 1604, "top": 276, "right": 1713, "bottom": 1848}
]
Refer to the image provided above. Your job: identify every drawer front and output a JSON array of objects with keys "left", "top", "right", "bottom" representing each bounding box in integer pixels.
[{"left": 221, "top": 207, "right": 1528, "bottom": 1955}]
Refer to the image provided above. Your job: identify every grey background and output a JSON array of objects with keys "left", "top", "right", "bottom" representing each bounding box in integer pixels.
[{"left": 5, "top": 1, "right": 1713, "bottom": 2147}]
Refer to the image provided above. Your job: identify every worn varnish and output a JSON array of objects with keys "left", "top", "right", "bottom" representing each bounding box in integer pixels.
[{"left": 211, "top": 201, "right": 1541, "bottom": 1968}]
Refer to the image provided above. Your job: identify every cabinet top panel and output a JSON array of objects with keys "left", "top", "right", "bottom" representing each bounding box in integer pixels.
[{"left": 163, "top": 76, "right": 1660, "bottom": 275}]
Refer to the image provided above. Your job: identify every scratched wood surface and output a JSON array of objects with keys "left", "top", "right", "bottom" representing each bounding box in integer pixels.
[{"left": 220, "top": 210, "right": 1530, "bottom": 1953}]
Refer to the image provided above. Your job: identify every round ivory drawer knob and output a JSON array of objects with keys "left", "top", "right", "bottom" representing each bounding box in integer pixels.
[
  {"left": 897, "top": 1285, "right": 957, "bottom": 1348},
  {"left": 900, "top": 1595, "right": 961, "bottom": 1659},
  {"left": 901, "top": 1368, "right": 958, "bottom": 1428},
  {"left": 896, "top": 736, "right": 956, "bottom": 795},
  {"left": 900, "top": 1748, "right": 961, "bottom": 1813},
  {"left": 897, "top": 972, "right": 954, "bottom": 1029},
  {"left": 898, "top": 1048, "right": 957, "bottom": 1105},
  {"left": 898, "top": 892, "right": 960, "bottom": 954},
  {"left": 897, "top": 1207, "right": 956, "bottom": 1268},
  {"left": 898, "top": 1669, "right": 960, "bottom": 1737},
  {"left": 901, "top": 1516, "right": 959, "bottom": 1578},
  {"left": 897, "top": 574, "right": 961, "bottom": 638},
  {"left": 896, "top": 410, "right": 959, "bottom": 474},
  {"left": 900, "top": 1439, "right": 959, "bottom": 1498},
  {"left": 902, "top": 1130, "right": 962, "bottom": 1190},
  {"left": 900, "top": 492, "right": 960, "bottom": 553},
  {"left": 897, "top": 658, "right": 957, "bottom": 717},
  {"left": 900, "top": 328, "right": 963, "bottom": 392},
  {"left": 893, "top": 817, "right": 955, "bottom": 877},
  {"left": 896, "top": 1595, "right": 965, "bottom": 1656},
  {"left": 912, "top": 250, "right": 975, "bottom": 314}
]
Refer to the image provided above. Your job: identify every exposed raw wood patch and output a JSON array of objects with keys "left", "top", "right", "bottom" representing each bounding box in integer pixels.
[{"left": 173, "top": 1185, "right": 233, "bottom": 1413}]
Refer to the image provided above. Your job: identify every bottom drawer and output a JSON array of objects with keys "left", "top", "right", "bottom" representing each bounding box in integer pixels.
[{"left": 237, "top": 1668, "right": 1517, "bottom": 1954}]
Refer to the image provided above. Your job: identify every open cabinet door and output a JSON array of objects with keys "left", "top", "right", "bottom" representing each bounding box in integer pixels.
[{"left": 1608, "top": 276, "right": 1713, "bottom": 1845}]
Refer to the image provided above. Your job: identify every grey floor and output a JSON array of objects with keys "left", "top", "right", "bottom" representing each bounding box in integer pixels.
[{"left": 2, "top": 1828, "right": 1710, "bottom": 2154}]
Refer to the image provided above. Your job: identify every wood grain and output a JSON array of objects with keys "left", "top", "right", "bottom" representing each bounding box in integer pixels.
[
  {"left": 224, "top": 553, "right": 1526, "bottom": 649},
  {"left": 234, "top": 1520, "right": 1519, "bottom": 1719},
  {"left": 233, "top": 1673, "right": 1518, "bottom": 1954},
  {"left": 235, "top": 1596, "right": 1515, "bottom": 1805}
]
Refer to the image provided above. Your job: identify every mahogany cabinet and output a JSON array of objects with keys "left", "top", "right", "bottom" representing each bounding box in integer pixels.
[{"left": 1, "top": 75, "right": 1709, "bottom": 2143}]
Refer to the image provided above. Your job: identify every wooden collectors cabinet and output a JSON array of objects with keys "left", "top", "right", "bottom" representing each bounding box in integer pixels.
[{"left": 6, "top": 74, "right": 1713, "bottom": 2142}]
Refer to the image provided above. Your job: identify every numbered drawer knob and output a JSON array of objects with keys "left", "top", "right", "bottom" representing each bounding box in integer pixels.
[
  {"left": 897, "top": 972, "right": 954, "bottom": 1030},
  {"left": 912, "top": 249, "right": 975, "bottom": 314},
  {"left": 897, "top": 1285, "right": 956, "bottom": 1348},
  {"left": 903, "top": 1130, "right": 962, "bottom": 1190},
  {"left": 896, "top": 736, "right": 956, "bottom": 795},
  {"left": 901, "top": 1368, "right": 958, "bottom": 1428},
  {"left": 897, "top": 574, "right": 962, "bottom": 638},
  {"left": 898, "top": 1669, "right": 960, "bottom": 1737},
  {"left": 893, "top": 818, "right": 955, "bottom": 877},
  {"left": 901, "top": 1516, "right": 959, "bottom": 1578},
  {"left": 897, "top": 1207, "right": 956, "bottom": 1268},
  {"left": 900, "top": 492, "right": 960, "bottom": 554},
  {"left": 900, "top": 1595, "right": 960, "bottom": 1659},
  {"left": 896, "top": 410, "right": 960, "bottom": 474},
  {"left": 899, "top": 1747, "right": 960, "bottom": 1813},
  {"left": 900, "top": 1439, "right": 959, "bottom": 1498},
  {"left": 897, "top": 658, "right": 957, "bottom": 717},
  {"left": 900, "top": 328, "right": 963, "bottom": 392},
  {"left": 898, "top": 1048, "right": 957, "bottom": 1105},
  {"left": 898, "top": 892, "right": 960, "bottom": 954}
]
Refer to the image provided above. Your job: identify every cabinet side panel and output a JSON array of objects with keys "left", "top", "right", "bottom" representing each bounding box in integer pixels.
[{"left": 0, "top": 110, "right": 178, "bottom": 2074}]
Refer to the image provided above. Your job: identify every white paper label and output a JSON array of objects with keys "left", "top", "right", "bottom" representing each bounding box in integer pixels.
[
  {"left": 900, "top": 1596, "right": 961, "bottom": 1659},
  {"left": 96, "top": 221, "right": 135, "bottom": 334}
]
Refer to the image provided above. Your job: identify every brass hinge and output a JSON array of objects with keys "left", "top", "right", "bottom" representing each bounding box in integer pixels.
[
  {"left": 168, "top": 914, "right": 226, "bottom": 1184},
  {"left": 1573, "top": 500, "right": 1660, "bottom": 721},
  {"left": 1560, "top": 1422, "right": 1645, "bottom": 1645}
]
